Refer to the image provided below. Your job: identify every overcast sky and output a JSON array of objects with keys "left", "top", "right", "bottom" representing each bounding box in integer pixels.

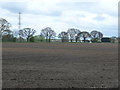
[{"left": 0, "top": 0, "right": 119, "bottom": 37}]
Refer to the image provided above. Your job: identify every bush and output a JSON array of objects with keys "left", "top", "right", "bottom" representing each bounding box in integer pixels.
[
  {"left": 12, "top": 37, "right": 17, "bottom": 42},
  {"left": 91, "top": 38, "right": 100, "bottom": 43},
  {"left": 29, "top": 36, "right": 35, "bottom": 42},
  {"left": 2, "top": 34, "right": 13, "bottom": 42},
  {"left": 34, "top": 35, "right": 45, "bottom": 42}
]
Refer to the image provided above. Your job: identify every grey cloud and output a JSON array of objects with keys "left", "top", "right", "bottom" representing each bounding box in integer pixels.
[
  {"left": 0, "top": 2, "right": 27, "bottom": 13},
  {"left": 57, "top": 2, "right": 97, "bottom": 11},
  {"left": 26, "top": 10, "right": 62, "bottom": 17},
  {"left": 57, "top": 2, "right": 117, "bottom": 18},
  {"left": 94, "top": 15, "right": 106, "bottom": 21},
  {"left": 0, "top": 2, "right": 62, "bottom": 17}
]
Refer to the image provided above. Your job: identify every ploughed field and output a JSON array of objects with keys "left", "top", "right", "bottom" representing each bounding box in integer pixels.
[{"left": 2, "top": 43, "right": 118, "bottom": 88}]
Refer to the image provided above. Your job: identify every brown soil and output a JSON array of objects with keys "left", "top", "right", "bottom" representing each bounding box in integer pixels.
[{"left": 2, "top": 42, "right": 118, "bottom": 88}]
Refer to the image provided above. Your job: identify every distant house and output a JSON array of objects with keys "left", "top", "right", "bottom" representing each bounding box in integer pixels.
[{"left": 101, "top": 37, "right": 111, "bottom": 42}]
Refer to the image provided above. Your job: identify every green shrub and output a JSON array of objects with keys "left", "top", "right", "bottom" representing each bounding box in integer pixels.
[{"left": 29, "top": 36, "right": 35, "bottom": 42}]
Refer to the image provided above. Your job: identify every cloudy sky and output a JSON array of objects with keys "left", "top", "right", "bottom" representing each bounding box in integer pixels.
[{"left": 0, "top": 0, "right": 119, "bottom": 37}]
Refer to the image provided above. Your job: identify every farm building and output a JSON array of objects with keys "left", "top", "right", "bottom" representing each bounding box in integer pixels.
[{"left": 101, "top": 37, "right": 111, "bottom": 42}]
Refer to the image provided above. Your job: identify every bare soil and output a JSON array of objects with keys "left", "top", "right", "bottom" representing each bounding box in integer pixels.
[{"left": 2, "top": 43, "right": 118, "bottom": 88}]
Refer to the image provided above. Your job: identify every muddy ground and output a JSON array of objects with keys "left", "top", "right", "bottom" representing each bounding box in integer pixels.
[{"left": 2, "top": 43, "right": 118, "bottom": 88}]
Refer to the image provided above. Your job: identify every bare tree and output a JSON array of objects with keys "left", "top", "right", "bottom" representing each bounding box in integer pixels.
[
  {"left": 75, "top": 29, "right": 81, "bottom": 42},
  {"left": 18, "top": 30, "right": 24, "bottom": 42},
  {"left": 2, "top": 29, "right": 12, "bottom": 35},
  {"left": 58, "top": 31, "right": 69, "bottom": 42},
  {"left": 0, "top": 18, "right": 11, "bottom": 39},
  {"left": 78, "top": 31, "right": 91, "bottom": 42},
  {"left": 12, "top": 30, "right": 19, "bottom": 38},
  {"left": 19, "top": 28, "right": 36, "bottom": 42},
  {"left": 90, "top": 30, "right": 103, "bottom": 42},
  {"left": 41, "top": 27, "right": 56, "bottom": 42},
  {"left": 67, "top": 28, "right": 80, "bottom": 42},
  {"left": 67, "top": 28, "right": 76, "bottom": 42},
  {"left": 98, "top": 32, "right": 103, "bottom": 38},
  {"left": 2, "top": 29, "right": 14, "bottom": 42}
]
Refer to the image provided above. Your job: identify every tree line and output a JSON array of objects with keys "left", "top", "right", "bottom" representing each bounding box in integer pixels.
[{"left": 0, "top": 18, "right": 104, "bottom": 43}]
